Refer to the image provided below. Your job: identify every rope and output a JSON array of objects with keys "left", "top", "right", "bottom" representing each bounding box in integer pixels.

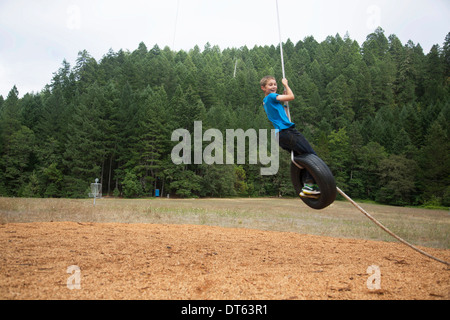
[
  {"left": 276, "top": 0, "right": 286, "bottom": 79},
  {"left": 276, "top": 0, "right": 300, "bottom": 169},
  {"left": 337, "top": 187, "right": 449, "bottom": 266},
  {"left": 275, "top": 0, "right": 448, "bottom": 267},
  {"left": 172, "top": 0, "right": 180, "bottom": 50}
]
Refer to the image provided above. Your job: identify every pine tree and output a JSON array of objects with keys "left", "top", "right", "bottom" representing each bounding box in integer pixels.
[
  {"left": 0, "top": 86, "right": 21, "bottom": 139},
  {"left": 113, "top": 82, "right": 140, "bottom": 192},
  {"left": 325, "top": 74, "right": 354, "bottom": 129},
  {"left": 359, "top": 142, "right": 388, "bottom": 199},
  {"left": 377, "top": 154, "right": 417, "bottom": 205},
  {"left": 418, "top": 120, "right": 450, "bottom": 205},
  {"left": 73, "top": 50, "right": 98, "bottom": 94},
  {"left": 326, "top": 128, "right": 352, "bottom": 190},
  {"left": 443, "top": 32, "right": 450, "bottom": 81},
  {"left": 1, "top": 126, "right": 35, "bottom": 196},
  {"left": 129, "top": 86, "right": 170, "bottom": 195},
  {"left": 63, "top": 84, "right": 104, "bottom": 197},
  {"left": 0, "top": 87, "right": 25, "bottom": 195},
  {"left": 423, "top": 45, "right": 446, "bottom": 102}
]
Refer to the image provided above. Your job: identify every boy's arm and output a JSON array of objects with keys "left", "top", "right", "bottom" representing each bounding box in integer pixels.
[{"left": 276, "top": 78, "right": 295, "bottom": 102}]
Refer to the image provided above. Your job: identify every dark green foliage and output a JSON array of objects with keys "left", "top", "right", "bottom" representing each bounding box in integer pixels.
[{"left": 0, "top": 30, "right": 448, "bottom": 206}]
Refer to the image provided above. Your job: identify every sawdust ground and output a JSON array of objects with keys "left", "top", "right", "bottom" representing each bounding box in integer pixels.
[{"left": 0, "top": 222, "right": 449, "bottom": 300}]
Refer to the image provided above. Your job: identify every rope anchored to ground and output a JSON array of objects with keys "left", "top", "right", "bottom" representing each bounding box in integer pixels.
[{"left": 337, "top": 187, "right": 449, "bottom": 267}]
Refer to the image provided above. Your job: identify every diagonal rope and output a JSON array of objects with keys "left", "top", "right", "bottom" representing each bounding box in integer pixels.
[{"left": 337, "top": 187, "right": 449, "bottom": 266}]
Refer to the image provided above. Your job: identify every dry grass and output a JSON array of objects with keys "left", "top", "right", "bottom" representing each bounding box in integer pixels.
[{"left": 1, "top": 196, "right": 449, "bottom": 249}]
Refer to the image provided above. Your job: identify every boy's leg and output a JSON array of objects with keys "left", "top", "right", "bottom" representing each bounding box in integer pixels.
[
  {"left": 279, "top": 127, "right": 320, "bottom": 196},
  {"left": 278, "top": 127, "right": 317, "bottom": 156}
]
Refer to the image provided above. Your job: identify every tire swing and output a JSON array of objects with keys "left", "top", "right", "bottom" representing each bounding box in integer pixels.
[
  {"left": 290, "top": 154, "right": 336, "bottom": 210},
  {"left": 276, "top": 0, "right": 336, "bottom": 210}
]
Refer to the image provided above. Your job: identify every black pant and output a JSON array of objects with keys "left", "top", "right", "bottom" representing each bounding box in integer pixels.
[
  {"left": 278, "top": 126, "right": 317, "bottom": 156},
  {"left": 278, "top": 126, "right": 317, "bottom": 183}
]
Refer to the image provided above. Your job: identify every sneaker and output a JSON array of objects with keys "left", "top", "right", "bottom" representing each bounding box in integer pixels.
[
  {"left": 300, "top": 192, "right": 320, "bottom": 199},
  {"left": 302, "top": 183, "right": 321, "bottom": 195}
]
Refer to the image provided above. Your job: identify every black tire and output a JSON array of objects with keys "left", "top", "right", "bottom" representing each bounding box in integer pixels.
[{"left": 290, "top": 154, "right": 336, "bottom": 210}]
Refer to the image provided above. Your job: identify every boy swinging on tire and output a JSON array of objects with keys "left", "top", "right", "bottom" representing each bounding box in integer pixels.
[{"left": 260, "top": 76, "right": 320, "bottom": 198}]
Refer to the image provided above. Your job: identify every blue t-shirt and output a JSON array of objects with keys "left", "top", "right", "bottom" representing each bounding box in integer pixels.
[{"left": 263, "top": 93, "right": 295, "bottom": 132}]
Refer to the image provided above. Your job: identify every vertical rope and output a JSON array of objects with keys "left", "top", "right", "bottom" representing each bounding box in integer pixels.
[
  {"left": 276, "top": 0, "right": 299, "bottom": 167},
  {"left": 172, "top": 0, "right": 180, "bottom": 50},
  {"left": 276, "top": 0, "right": 286, "bottom": 79}
]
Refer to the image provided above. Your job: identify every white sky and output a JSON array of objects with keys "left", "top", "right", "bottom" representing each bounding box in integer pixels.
[{"left": 0, "top": 0, "right": 449, "bottom": 98}]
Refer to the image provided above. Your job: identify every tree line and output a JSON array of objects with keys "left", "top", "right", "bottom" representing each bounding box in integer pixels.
[{"left": 0, "top": 27, "right": 449, "bottom": 207}]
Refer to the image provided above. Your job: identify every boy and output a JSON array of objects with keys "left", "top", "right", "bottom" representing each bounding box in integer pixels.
[{"left": 260, "top": 76, "right": 320, "bottom": 197}]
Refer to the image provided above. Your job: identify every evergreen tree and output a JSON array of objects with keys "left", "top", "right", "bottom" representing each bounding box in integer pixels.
[
  {"left": 423, "top": 45, "right": 446, "bottom": 102},
  {"left": 129, "top": 86, "right": 170, "bottom": 195},
  {"left": 326, "top": 128, "right": 352, "bottom": 190},
  {"left": 418, "top": 120, "right": 450, "bottom": 205},
  {"left": 359, "top": 142, "right": 388, "bottom": 199},
  {"left": 443, "top": 32, "right": 450, "bottom": 81},
  {"left": 73, "top": 50, "right": 98, "bottom": 94},
  {"left": 1, "top": 126, "right": 35, "bottom": 196},
  {"left": 325, "top": 74, "right": 354, "bottom": 129},
  {"left": 377, "top": 154, "right": 417, "bottom": 205},
  {"left": 63, "top": 84, "right": 104, "bottom": 197},
  {"left": 0, "top": 87, "right": 24, "bottom": 195},
  {"left": 0, "top": 86, "right": 21, "bottom": 139}
]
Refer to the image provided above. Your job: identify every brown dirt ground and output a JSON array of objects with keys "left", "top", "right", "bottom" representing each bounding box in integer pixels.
[{"left": 1, "top": 222, "right": 449, "bottom": 300}]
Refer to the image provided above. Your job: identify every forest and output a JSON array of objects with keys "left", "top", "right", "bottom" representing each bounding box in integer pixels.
[{"left": 0, "top": 27, "right": 449, "bottom": 207}]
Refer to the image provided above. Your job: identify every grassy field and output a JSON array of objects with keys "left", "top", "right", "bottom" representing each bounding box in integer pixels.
[{"left": 0, "top": 196, "right": 449, "bottom": 249}]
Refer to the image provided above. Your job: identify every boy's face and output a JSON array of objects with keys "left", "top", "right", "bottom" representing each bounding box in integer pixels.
[{"left": 261, "top": 79, "right": 277, "bottom": 96}]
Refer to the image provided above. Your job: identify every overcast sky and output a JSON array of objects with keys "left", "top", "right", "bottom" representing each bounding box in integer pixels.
[{"left": 0, "top": 0, "right": 449, "bottom": 98}]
